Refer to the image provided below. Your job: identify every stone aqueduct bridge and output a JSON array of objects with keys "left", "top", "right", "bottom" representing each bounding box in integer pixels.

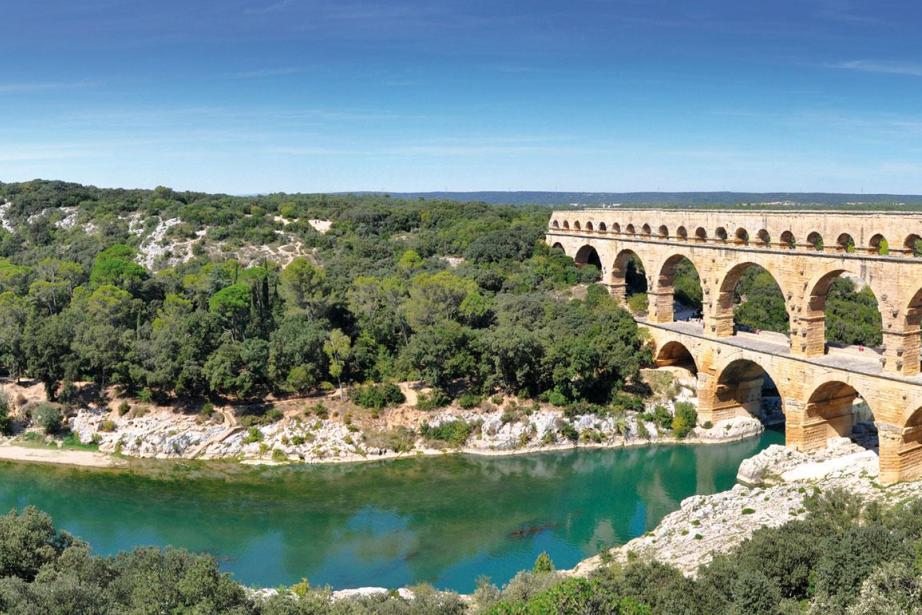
[{"left": 547, "top": 209, "right": 922, "bottom": 484}]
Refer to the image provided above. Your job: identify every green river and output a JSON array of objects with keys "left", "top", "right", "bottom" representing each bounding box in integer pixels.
[{"left": 0, "top": 429, "right": 782, "bottom": 593}]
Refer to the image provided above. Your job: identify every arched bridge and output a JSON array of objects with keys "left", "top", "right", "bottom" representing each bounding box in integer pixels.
[{"left": 548, "top": 209, "right": 922, "bottom": 484}]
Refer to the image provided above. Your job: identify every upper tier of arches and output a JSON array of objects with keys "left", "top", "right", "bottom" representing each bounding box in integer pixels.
[{"left": 549, "top": 211, "right": 922, "bottom": 258}]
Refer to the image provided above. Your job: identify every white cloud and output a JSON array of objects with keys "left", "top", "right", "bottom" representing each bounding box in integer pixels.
[{"left": 829, "top": 60, "right": 922, "bottom": 78}]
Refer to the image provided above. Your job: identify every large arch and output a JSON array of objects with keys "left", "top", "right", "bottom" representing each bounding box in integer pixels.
[
  {"left": 611, "top": 249, "right": 647, "bottom": 307},
  {"left": 713, "top": 262, "right": 790, "bottom": 338},
  {"left": 652, "top": 253, "right": 703, "bottom": 323},
  {"left": 705, "top": 358, "right": 784, "bottom": 426},
  {"left": 803, "top": 269, "right": 882, "bottom": 356},
  {"left": 903, "top": 288, "right": 922, "bottom": 376},
  {"left": 653, "top": 340, "right": 697, "bottom": 375},
  {"left": 803, "top": 380, "right": 876, "bottom": 451}
]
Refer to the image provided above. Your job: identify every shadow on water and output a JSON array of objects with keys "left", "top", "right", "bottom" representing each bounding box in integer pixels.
[{"left": 0, "top": 431, "right": 782, "bottom": 592}]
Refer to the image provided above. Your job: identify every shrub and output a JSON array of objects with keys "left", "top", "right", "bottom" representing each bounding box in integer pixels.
[
  {"left": 271, "top": 449, "right": 287, "bottom": 462},
  {"left": 651, "top": 404, "right": 672, "bottom": 430},
  {"left": 199, "top": 402, "right": 215, "bottom": 419},
  {"left": 363, "top": 427, "right": 416, "bottom": 453},
  {"left": 32, "top": 403, "right": 63, "bottom": 434},
  {"left": 546, "top": 390, "right": 568, "bottom": 407},
  {"left": 117, "top": 401, "right": 131, "bottom": 416},
  {"left": 533, "top": 552, "right": 555, "bottom": 573},
  {"left": 242, "top": 427, "right": 263, "bottom": 444},
  {"left": 557, "top": 420, "right": 579, "bottom": 442},
  {"left": 458, "top": 392, "right": 482, "bottom": 409},
  {"left": 351, "top": 383, "right": 405, "bottom": 409},
  {"left": 416, "top": 389, "right": 451, "bottom": 411},
  {"left": 672, "top": 402, "right": 697, "bottom": 439},
  {"left": 421, "top": 420, "right": 471, "bottom": 448},
  {"left": 0, "top": 393, "right": 12, "bottom": 436},
  {"left": 98, "top": 419, "right": 117, "bottom": 433},
  {"left": 627, "top": 292, "right": 648, "bottom": 315}
]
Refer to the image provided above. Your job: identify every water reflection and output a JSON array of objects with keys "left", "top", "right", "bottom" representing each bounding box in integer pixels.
[{"left": 0, "top": 430, "right": 781, "bottom": 592}]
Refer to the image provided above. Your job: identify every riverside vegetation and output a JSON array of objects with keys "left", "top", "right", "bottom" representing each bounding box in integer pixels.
[{"left": 4, "top": 489, "right": 922, "bottom": 614}]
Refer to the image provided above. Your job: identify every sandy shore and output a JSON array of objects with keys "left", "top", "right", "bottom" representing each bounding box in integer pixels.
[{"left": 0, "top": 445, "right": 123, "bottom": 468}]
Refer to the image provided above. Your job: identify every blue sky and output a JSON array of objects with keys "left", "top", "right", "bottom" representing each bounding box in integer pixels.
[{"left": 3, "top": 0, "right": 922, "bottom": 194}]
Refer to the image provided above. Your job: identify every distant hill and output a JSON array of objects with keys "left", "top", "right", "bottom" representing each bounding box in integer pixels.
[{"left": 361, "top": 191, "right": 922, "bottom": 208}]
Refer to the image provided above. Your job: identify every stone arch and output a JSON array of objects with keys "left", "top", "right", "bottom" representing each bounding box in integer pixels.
[
  {"left": 611, "top": 249, "right": 647, "bottom": 304},
  {"left": 807, "top": 231, "right": 824, "bottom": 251},
  {"left": 625, "top": 223, "right": 636, "bottom": 235},
  {"left": 654, "top": 340, "right": 698, "bottom": 375},
  {"left": 780, "top": 230, "right": 796, "bottom": 249},
  {"left": 836, "top": 233, "right": 855, "bottom": 253},
  {"left": 869, "top": 233, "right": 889, "bottom": 255},
  {"left": 903, "top": 287, "right": 922, "bottom": 376},
  {"left": 734, "top": 227, "right": 749, "bottom": 245},
  {"left": 714, "top": 261, "right": 791, "bottom": 338},
  {"left": 585, "top": 221, "right": 594, "bottom": 231},
  {"left": 574, "top": 244, "right": 603, "bottom": 270},
  {"left": 612, "top": 222, "right": 621, "bottom": 233},
  {"left": 804, "top": 380, "right": 877, "bottom": 451},
  {"left": 641, "top": 223, "right": 652, "bottom": 236},
  {"left": 715, "top": 227, "right": 728, "bottom": 242},
  {"left": 904, "top": 233, "right": 922, "bottom": 257},
  {"left": 551, "top": 242, "right": 564, "bottom": 251},
  {"left": 598, "top": 222, "right": 607, "bottom": 232},
  {"left": 891, "top": 406, "right": 922, "bottom": 482},
  {"left": 651, "top": 254, "right": 704, "bottom": 323},
  {"left": 574, "top": 220, "right": 582, "bottom": 231},
  {"left": 804, "top": 268, "right": 882, "bottom": 355},
  {"left": 756, "top": 229, "right": 771, "bottom": 247},
  {"left": 707, "top": 358, "right": 785, "bottom": 425},
  {"left": 694, "top": 227, "right": 707, "bottom": 242},
  {"left": 563, "top": 220, "right": 570, "bottom": 230},
  {"left": 676, "top": 226, "right": 688, "bottom": 240},
  {"left": 658, "top": 224, "right": 669, "bottom": 239},
  {"left": 551, "top": 220, "right": 560, "bottom": 229}
]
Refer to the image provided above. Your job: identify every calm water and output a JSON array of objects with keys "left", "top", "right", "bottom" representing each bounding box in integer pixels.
[{"left": 0, "top": 430, "right": 782, "bottom": 593}]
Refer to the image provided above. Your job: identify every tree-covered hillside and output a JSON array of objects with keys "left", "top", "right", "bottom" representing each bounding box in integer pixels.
[{"left": 0, "top": 179, "right": 646, "bottom": 407}]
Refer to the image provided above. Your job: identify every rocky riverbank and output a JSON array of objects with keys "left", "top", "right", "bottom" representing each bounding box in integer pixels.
[{"left": 568, "top": 438, "right": 922, "bottom": 578}]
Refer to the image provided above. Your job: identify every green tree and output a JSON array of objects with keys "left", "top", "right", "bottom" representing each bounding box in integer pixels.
[
  {"left": 279, "top": 257, "right": 327, "bottom": 318},
  {"left": 323, "top": 328, "right": 351, "bottom": 400},
  {"left": 89, "top": 244, "right": 147, "bottom": 294}
]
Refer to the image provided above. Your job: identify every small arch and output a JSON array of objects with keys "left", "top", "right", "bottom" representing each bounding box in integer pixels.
[
  {"left": 807, "top": 231, "right": 824, "bottom": 251},
  {"left": 658, "top": 225, "right": 669, "bottom": 239},
  {"left": 625, "top": 224, "right": 636, "bottom": 235},
  {"left": 734, "top": 228, "right": 749, "bottom": 245},
  {"left": 641, "top": 223, "right": 652, "bottom": 236},
  {"left": 868, "top": 234, "right": 889, "bottom": 255},
  {"left": 836, "top": 233, "right": 855, "bottom": 253},
  {"left": 598, "top": 222, "right": 607, "bottom": 232},
  {"left": 585, "top": 221, "right": 594, "bottom": 232},
  {"left": 654, "top": 341, "right": 698, "bottom": 375},
  {"left": 905, "top": 234, "right": 922, "bottom": 257},
  {"left": 551, "top": 220, "right": 560, "bottom": 229},
  {"left": 756, "top": 229, "right": 771, "bottom": 247},
  {"left": 574, "top": 220, "right": 581, "bottom": 231},
  {"left": 806, "top": 381, "right": 877, "bottom": 451},
  {"left": 574, "top": 244, "right": 602, "bottom": 270},
  {"left": 715, "top": 227, "right": 728, "bottom": 242},
  {"left": 563, "top": 220, "right": 570, "bottom": 230},
  {"left": 676, "top": 226, "right": 688, "bottom": 240},
  {"left": 612, "top": 222, "right": 621, "bottom": 234},
  {"left": 694, "top": 227, "right": 707, "bottom": 243},
  {"left": 780, "top": 230, "right": 796, "bottom": 249},
  {"left": 551, "top": 242, "right": 564, "bottom": 252}
]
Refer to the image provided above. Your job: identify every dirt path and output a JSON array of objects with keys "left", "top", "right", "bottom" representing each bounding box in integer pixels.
[{"left": 0, "top": 445, "right": 120, "bottom": 468}]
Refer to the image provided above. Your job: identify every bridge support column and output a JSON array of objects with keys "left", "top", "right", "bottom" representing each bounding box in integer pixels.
[
  {"left": 705, "top": 313, "right": 734, "bottom": 337},
  {"left": 879, "top": 423, "right": 922, "bottom": 485},
  {"left": 648, "top": 289, "right": 674, "bottom": 323},
  {"left": 608, "top": 282, "right": 627, "bottom": 303},
  {"left": 791, "top": 315, "right": 826, "bottom": 357},
  {"left": 882, "top": 329, "right": 919, "bottom": 376}
]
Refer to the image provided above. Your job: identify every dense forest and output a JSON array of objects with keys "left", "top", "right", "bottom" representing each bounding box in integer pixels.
[
  {"left": 2, "top": 490, "right": 919, "bottom": 613},
  {"left": 0, "top": 180, "right": 646, "bottom": 410}
]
